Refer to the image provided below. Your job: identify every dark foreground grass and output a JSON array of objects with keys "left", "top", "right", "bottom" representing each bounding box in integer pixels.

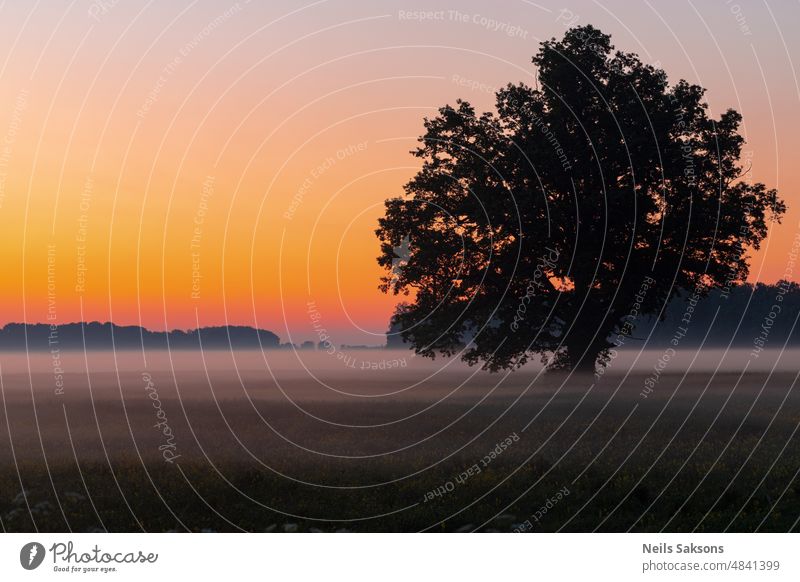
[{"left": 1, "top": 455, "right": 798, "bottom": 532}]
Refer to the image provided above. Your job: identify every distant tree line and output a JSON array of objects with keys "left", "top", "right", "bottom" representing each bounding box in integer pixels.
[
  {"left": 0, "top": 323, "right": 281, "bottom": 351},
  {"left": 632, "top": 281, "right": 800, "bottom": 349},
  {"left": 386, "top": 282, "right": 800, "bottom": 352}
]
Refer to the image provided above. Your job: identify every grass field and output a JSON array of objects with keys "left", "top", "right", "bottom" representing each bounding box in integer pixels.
[{"left": 1, "top": 350, "right": 798, "bottom": 532}]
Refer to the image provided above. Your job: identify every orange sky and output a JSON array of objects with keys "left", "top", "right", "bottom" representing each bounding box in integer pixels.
[{"left": 0, "top": 0, "right": 797, "bottom": 344}]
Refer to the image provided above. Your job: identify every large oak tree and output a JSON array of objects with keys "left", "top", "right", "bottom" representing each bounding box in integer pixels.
[{"left": 377, "top": 26, "right": 785, "bottom": 372}]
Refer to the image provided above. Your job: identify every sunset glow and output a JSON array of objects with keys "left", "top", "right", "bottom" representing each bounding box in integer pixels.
[{"left": 1, "top": 0, "right": 797, "bottom": 344}]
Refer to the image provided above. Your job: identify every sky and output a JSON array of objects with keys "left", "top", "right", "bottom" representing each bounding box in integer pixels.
[{"left": 0, "top": 0, "right": 797, "bottom": 345}]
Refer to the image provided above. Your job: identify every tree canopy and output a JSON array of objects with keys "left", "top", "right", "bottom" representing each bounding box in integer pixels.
[{"left": 376, "top": 25, "right": 785, "bottom": 372}]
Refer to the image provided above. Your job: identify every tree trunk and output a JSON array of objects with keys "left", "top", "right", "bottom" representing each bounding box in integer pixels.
[
  {"left": 562, "top": 336, "right": 606, "bottom": 374},
  {"left": 572, "top": 354, "right": 599, "bottom": 374}
]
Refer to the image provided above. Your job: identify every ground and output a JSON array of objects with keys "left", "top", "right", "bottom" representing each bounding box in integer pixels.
[{"left": 0, "top": 350, "right": 798, "bottom": 532}]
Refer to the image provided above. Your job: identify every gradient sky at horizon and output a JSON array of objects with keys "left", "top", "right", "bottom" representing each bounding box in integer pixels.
[{"left": 0, "top": 0, "right": 797, "bottom": 344}]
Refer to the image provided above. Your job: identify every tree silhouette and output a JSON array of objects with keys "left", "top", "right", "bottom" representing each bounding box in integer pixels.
[{"left": 376, "top": 25, "right": 785, "bottom": 372}]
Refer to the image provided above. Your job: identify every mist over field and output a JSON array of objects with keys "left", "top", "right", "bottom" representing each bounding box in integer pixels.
[
  {"left": 1, "top": 348, "right": 798, "bottom": 532},
  {"left": 3, "top": 347, "right": 800, "bottom": 406}
]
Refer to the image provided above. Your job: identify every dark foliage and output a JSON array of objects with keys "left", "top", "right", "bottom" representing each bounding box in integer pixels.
[{"left": 377, "top": 25, "right": 785, "bottom": 372}]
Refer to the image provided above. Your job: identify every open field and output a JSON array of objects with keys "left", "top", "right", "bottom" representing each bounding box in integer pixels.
[{"left": 1, "top": 350, "right": 799, "bottom": 532}]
